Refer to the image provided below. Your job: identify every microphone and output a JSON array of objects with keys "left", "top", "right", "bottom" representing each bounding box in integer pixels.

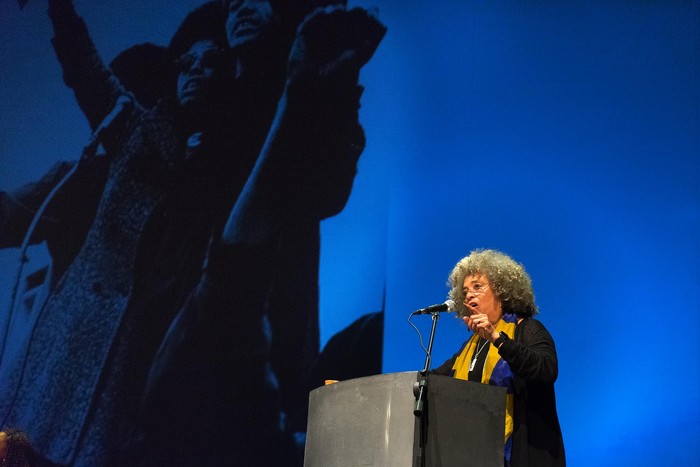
[
  {"left": 81, "top": 94, "right": 134, "bottom": 160},
  {"left": 413, "top": 299, "right": 456, "bottom": 315}
]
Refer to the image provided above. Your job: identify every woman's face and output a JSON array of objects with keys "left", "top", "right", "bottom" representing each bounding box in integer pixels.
[
  {"left": 462, "top": 274, "right": 503, "bottom": 324},
  {"left": 176, "top": 39, "right": 225, "bottom": 108},
  {"left": 226, "top": 0, "right": 274, "bottom": 51}
]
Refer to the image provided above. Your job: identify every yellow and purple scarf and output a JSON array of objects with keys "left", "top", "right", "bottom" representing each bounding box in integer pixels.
[{"left": 450, "top": 313, "right": 518, "bottom": 461}]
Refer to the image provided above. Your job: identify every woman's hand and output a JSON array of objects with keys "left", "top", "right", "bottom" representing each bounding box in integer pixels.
[{"left": 464, "top": 313, "right": 500, "bottom": 342}]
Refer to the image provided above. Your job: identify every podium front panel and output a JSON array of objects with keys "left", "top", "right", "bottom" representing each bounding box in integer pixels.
[
  {"left": 425, "top": 375, "right": 505, "bottom": 466},
  {"left": 304, "top": 372, "right": 418, "bottom": 467}
]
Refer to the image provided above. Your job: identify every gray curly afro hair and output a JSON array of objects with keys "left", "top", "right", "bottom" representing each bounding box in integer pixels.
[{"left": 447, "top": 249, "right": 538, "bottom": 318}]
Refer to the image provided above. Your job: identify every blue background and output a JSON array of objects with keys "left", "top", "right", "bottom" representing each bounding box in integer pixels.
[{"left": 1, "top": 1, "right": 698, "bottom": 465}]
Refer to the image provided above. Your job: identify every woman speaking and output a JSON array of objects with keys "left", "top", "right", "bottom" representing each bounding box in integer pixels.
[{"left": 432, "top": 249, "right": 565, "bottom": 467}]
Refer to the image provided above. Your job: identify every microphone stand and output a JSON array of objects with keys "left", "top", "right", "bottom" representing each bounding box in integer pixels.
[{"left": 413, "top": 310, "right": 440, "bottom": 467}]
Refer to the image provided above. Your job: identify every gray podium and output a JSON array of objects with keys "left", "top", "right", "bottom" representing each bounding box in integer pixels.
[{"left": 304, "top": 372, "right": 505, "bottom": 467}]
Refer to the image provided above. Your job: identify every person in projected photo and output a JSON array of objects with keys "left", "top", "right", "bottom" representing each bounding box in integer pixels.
[
  {"left": 139, "top": 1, "right": 386, "bottom": 464},
  {"left": 0, "top": 3, "right": 246, "bottom": 466},
  {"left": 431, "top": 249, "right": 565, "bottom": 467},
  {"left": 0, "top": 0, "right": 384, "bottom": 465}
]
